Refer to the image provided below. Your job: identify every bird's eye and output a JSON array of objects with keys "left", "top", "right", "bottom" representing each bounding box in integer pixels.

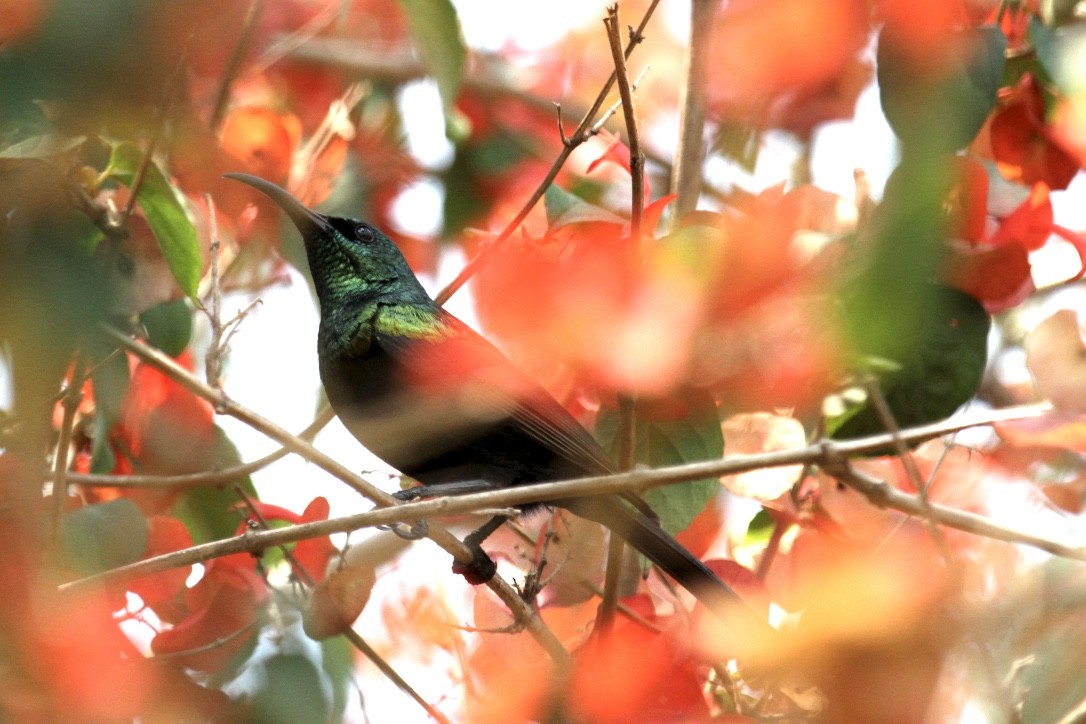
[{"left": 355, "top": 224, "right": 375, "bottom": 243}]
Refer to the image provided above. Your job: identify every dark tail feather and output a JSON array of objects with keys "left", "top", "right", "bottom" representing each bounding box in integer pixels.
[{"left": 571, "top": 495, "right": 775, "bottom": 638}]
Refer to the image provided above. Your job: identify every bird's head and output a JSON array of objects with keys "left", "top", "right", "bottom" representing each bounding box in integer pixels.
[{"left": 224, "top": 173, "right": 426, "bottom": 307}]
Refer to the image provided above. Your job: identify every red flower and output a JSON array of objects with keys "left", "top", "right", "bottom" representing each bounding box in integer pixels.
[
  {"left": 991, "top": 74, "right": 1081, "bottom": 191},
  {"left": 150, "top": 558, "right": 268, "bottom": 672},
  {"left": 234, "top": 497, "right": 335, "bottom": 584},
  {"left": 942, "top": 158, "right": 1086, "bottom": 311},
  {"left": 127, "top": 515, "right": 194, "bottom": 618}
]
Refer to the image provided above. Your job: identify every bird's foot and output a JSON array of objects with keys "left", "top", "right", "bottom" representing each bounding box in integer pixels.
[{"left": 452, "top": 543, "right": 498, "bottom": 585}]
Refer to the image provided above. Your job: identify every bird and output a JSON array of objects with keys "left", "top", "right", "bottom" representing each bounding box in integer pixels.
[{"left": 225, "top": 173, "right": 761, "bottom": 627}]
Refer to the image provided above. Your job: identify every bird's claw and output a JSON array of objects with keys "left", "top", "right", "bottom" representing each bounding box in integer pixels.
[{"left": 379, "top": 520, "right": 429, "bottom": 540}]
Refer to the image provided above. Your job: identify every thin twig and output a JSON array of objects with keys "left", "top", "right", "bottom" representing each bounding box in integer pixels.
[
  {"left": 598, "top": 6, "right": 645, "bottom": 636},
  {"left": 589, "top": 65, "right": 649, "bottom": 136},
  {"left": 49, "top": 353, "right": 88, "bottom": 554},
  {"left": 820, "top": 448, "right": 1086, "bottom": 560},
  {"left": 209, "top": 0, "right": 266, "bottom": 131},
  {"left": 251, "top": 0, "right": 341, "bottom": 76},
  {"left": 604, "top": 4, "right": 644, "bottom": 239},
  {"left": 202, "top": 193, "right": 226, "bottom": 393},
  {"left": 287, "top": 36, "right": 745, "bottom": 205},
  {"left": 343, "top": 629, "right": 451, "bottom": 724},
  {"left": 147, "top": 620, "right": 258, "bottom": 660},
  {"left": 433, "top": 0, "right": 661, "bottom": 305},
  {"left": 597, "top": 532, "right": 625, "bottom": 638},
  {"left": 97, "top": 325, "right": 570, "bottom": 664},
  {"left": 862, "top": 378, "right": 953, "bottom": 561},
  {"left": 60, "top": 405, "right": 335, "bottom": 488},
  {"left": 669, "top": 0, "right": 717, "bottom": 227}
]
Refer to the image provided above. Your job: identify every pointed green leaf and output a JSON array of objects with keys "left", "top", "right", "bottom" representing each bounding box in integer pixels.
[
  {"left": 107, "top": 142, "right": 201, "bottom": 297},
  {"left": 61, "top": 498, "right": 148, "bottom": 574},
  {"left": 744, "top": 508, "right": 777, "bottom": 547},
  {"left": 398, "top": 0, "right": 467, "bottom": 139},
  {"left": 596, "top": 391, "right": 723, "bottom": 536},
  {"left": 713, "top": 119, "right": 761, "bottom": 173},
  {"left": 544, "top": 183, "right": 626, "bottom": 228}
]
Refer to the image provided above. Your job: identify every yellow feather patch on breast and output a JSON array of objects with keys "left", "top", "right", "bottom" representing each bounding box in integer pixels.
[{"left": 374, "top": 304, "right": 453, "bottom": 341}]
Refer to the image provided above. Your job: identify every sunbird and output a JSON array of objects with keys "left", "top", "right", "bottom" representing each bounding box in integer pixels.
[{"left": 226, "top": 173, "right": 755, "bottom": 621}]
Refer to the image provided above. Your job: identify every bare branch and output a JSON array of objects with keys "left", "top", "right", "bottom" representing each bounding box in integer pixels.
[
  {"left": 49, "top": 352, "right": 87, "bottom": 554},
  {"left": 604, "top": 4, "right": 644, "bottom": 239},
  {"left": 123, "top": 38, "right": 192, "bottom": 222},
  {"left": 669, "top": 0, "right": 717, "bottom": 227},
  {"left": 59, "top": 405, "right": 334, "bottom": 488},
  {"left": 209, "top": 0, "right": 266, "bottom": 131}
]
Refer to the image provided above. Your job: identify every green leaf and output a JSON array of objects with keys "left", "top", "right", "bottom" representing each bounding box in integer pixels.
[
  {"left": 713, "top": 119, "right": 762, "bottom": 173},
  {"left": 831, "top": 285, "right": 990, "bottom": 447},
  {"left": 596, "top": 390, "right": 723, "bottom": 536},
  {"left": 744, "top": 508, "right": 777, "bottom": 547},
  {"left": 140, "top": 299, "right": 193, "bottom": 357},
  {"left": 250, "top": 654, "right": 329, "bottom": 724},
  {"left": 878, "top": 25, "right": 1006, "bottom": 152},
  {"left": 106, "top": 141, "right": 201, "bottom": 297},
  {"left": 171, "top": 425, "right": 258, "bottom": 543},
  {"left": 0, "top": 133, "right": 85, "bottom": 159},
  {"left": 61, "top": 498, "right": 148, "bottom": 575},
  {"left": 544, "top": 184, "right": 626, "bottom": 228},
  {"left": 397, "top": 0, "right": 467, "bottom": 139},
  {"left": 320, "top": 636, "right": 353, "bottom": 721},
  {"left": 1029, "top": 18, "right": 1059, "bottom": 83},
  {"left": 89, "top": 346, "right": 130, "bottom": 474}
]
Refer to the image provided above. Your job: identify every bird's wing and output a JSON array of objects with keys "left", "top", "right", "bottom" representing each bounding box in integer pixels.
[{"left": 372, "top": 306, "right": 614, "bottom": 476}]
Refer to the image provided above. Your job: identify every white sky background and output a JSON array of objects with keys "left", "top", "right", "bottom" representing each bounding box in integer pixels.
[{"left": 1, "top": 1, "right": 1084, "bottom": 720}]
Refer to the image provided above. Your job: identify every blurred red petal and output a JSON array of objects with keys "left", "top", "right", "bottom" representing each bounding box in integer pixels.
[
  {"left": 220, "top": 106, "right": 301, "bottom": 186},
  {"left": 991, "top": 75, "right": 1080, "bottom": 190},
  {"left": 941, "top": 241, "right": 1034, "bottom": 313},
  {"left": 127, "top": 515, "right": 193, "bottom": 611}
]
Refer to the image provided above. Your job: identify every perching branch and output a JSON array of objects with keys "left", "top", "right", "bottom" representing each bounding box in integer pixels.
[
  {"left": 97, "top": 325, "right": 570, "bottom": 664},
  {"left": 61, "top": 400, "right": 1080, "bottom": 599}
]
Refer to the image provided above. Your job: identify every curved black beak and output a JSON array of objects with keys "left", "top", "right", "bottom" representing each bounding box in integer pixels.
[{"left": 223, "top": 173, "right": 331, "bottom": 239}]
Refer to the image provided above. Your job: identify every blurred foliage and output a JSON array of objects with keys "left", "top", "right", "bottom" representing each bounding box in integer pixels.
[{"left": 0, "top": 0, "right": 1085, "bottom": 720}]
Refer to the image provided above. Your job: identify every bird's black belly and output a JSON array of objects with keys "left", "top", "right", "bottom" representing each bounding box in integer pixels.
[{"left": 319, "top": 348, "right": 585, "bottom": 505}]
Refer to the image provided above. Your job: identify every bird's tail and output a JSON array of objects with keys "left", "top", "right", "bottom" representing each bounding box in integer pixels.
[{"left": 570, "top": 494, "right": 774, "bottom": 637}]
